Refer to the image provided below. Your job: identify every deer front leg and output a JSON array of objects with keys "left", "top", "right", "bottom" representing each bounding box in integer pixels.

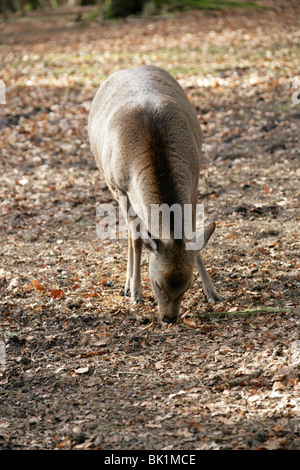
[
  {"left": 196, "top": 253, "right": 222, "bottom": 303},
  {"left": 131, "top": 236, "right": 143, "bottom": 303},
  {"left": 125, "top": 230, "right": 143, "bottom": 303}
]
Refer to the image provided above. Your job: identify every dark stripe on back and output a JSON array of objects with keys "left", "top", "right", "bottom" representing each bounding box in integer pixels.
[{"left": 143, "top": 101, "right": 181, "bottom": 236}]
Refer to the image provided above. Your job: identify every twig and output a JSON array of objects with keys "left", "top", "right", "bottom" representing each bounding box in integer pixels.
[
  {"left": 136, "top": 321, "right": 154, "bottom": 333},
  {"left": 228, "top": 369, "right": 263, "bottom": 387},
  {"left": 205, "top": 306, "right": 292, "bottom": 317},
  {"left": 116, "top": 371, "right": 150, "bottom": 377}
]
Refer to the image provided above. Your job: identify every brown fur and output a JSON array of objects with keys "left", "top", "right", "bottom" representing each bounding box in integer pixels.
[{"left": 88, "top": 65, "right": 221, "bottom": 322}]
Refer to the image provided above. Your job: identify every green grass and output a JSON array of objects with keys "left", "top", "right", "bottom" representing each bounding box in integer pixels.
[
  {"left": 181, "top": 0, "right": 264, "bottom": 9},
  {"left": 272, "top": 102, "right": 293, "bottom": 113}
]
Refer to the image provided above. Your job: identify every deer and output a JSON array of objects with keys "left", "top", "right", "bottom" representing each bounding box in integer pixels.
[{"left": 88, "top": 65, "right": 221, "bottom": 323}]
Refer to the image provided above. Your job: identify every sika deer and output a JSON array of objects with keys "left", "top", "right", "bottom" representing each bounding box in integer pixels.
[{"left": 88, "top": 65, "right": 221, "bottom": 323}]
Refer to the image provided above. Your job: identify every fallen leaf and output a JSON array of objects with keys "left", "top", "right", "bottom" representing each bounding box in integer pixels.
[
  {"left": 188, "top": 421, "right": 205, "bottom": 433},
  {"left": 75, "top": 367, "right": 89, "bottom": 374},
  {"left": 50, "top": 289, "right": 65, "bottom": 299},
  {"left": 272, "top": 381, "right": 286, "bottom": 391},
  {"left": 32, "top": 279, "right": 46, "bottom": 292},
  {"left": 183, "top": 318, "right": 197, "bottom": 328}
]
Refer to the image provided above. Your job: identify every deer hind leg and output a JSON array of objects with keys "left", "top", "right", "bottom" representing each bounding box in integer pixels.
[
  {"left": 125, "top": 230, "right": 133, "bottom": 297},
  {"left": 196, "top": 253, "right": 222, "bottom": 303}
]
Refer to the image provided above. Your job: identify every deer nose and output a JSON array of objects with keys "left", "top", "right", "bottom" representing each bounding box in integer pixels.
[{"left": 163, "top": 315, "right": 177, "bottom": 324}]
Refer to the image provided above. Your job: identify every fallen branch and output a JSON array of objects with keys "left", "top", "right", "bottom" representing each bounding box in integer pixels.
[
  {"left": 228, "top": 369, "right": 263, "bottom": 387},
  {"left": 116, "top": 371, "right": 150, "bottom": 377},
  {"left": 205, "top": 306, "right": 292, "bottom": 317}
]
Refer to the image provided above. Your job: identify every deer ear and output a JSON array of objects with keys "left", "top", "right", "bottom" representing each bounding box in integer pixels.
[
  {"left": 199, "top": 222, "right": 216, "bottom": 249},
  {"left": 186, "top": 222, "right": 216, "bottom": 251},
  {"left": 141, "top": 230, "right": 158, "bottom": 254}
]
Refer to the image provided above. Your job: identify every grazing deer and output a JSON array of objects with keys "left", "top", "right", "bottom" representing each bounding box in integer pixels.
[{"left": 88, "top": 65, "right": 221, "bottom": 323}]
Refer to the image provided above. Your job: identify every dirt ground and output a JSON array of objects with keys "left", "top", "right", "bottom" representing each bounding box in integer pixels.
[{"left": 0, "top": 0, "right": 299, "bottom": 450}]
